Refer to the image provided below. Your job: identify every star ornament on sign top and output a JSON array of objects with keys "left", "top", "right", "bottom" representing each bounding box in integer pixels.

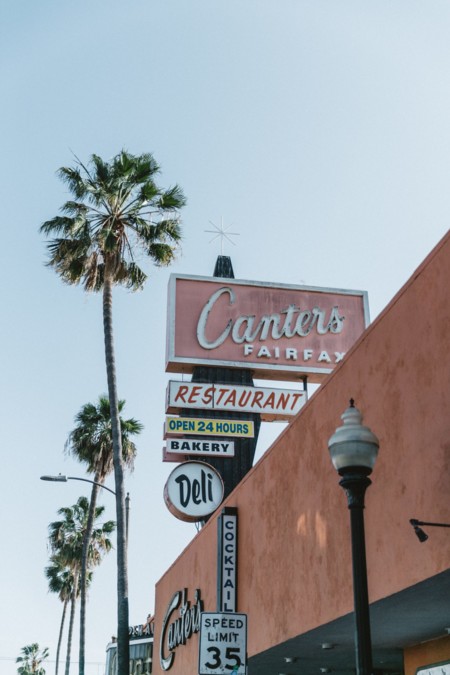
[{"left": 205, "top": 217, "right": 240, "bottom": 255}]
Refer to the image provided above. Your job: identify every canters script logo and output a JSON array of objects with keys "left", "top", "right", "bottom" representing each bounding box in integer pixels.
[
  {"left": 196, "top": 286, "right": 345, "bottom": 349},
  {"left": 160, "top": 588, "right": 203, "bottom": 671}
]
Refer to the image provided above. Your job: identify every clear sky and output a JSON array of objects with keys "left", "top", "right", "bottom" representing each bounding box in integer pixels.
[{"left": 1, "top": 1, "right": 449, "bottom": 673}]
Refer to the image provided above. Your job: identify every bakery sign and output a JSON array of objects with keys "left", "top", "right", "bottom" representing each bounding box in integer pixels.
[{"left": 166, "top": 275, "right": 369, "bottom": 382}]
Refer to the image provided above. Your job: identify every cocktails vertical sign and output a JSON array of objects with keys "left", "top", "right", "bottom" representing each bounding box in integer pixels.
[{"left": 217, "top": 507, "right": 238, "bottom": 613}]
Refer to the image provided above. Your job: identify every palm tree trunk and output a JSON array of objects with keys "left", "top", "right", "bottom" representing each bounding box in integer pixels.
[
  {"left": 78, "top": 479, "right": 101, "bottom": 675},
  {"left": 56, "top": 598, "right": 68, "bottom": 675},
  {"left": 103, "top": 265, "right": 129, "bottom": 675},
  {"left": 65, "top": 571, "right": 79, "bottom": 675}
]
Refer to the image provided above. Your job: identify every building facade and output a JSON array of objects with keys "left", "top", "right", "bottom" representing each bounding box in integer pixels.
[{"left": 154, "top": 231, "right": 450, "bottom": 675}]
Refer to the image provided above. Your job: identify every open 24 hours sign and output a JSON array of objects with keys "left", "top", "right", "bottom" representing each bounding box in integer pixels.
[
  {"left": 199, "top": 613, "right": 247, "bottom": 675},
  {"left": 165, "top": 416, "right": 255, "bottom": 438}
]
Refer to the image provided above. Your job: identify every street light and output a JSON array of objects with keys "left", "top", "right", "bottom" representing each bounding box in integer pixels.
[
  {"left": 40, "top": 474, "right": 130, "bottom": 535},
  {"left": 41, "top": 474, "right": 115, "bottom": 494},
  {"left": 328, "top": 400, "right": 380, "bottom": 675},
  {"left": 409, "top": 518, "right": 450, "bottom": 543}
]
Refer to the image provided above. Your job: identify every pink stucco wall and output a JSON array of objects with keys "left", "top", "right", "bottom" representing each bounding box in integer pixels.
[{"left": 154, "top": 230, "right": 450, "bottom": 674}]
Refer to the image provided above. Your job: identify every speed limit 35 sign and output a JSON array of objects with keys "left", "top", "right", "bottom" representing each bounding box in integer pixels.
[{"left": 199, "top": 612, "right": 247, "bottom": 675}]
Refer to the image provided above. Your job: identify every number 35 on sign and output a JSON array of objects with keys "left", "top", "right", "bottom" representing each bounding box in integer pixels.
[{"left": 199, "top": 613, "right": 247, "bottom": 675}]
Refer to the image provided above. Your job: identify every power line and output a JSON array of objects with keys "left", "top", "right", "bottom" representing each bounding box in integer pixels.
[{"left": 0, "top": 655, "right": 103, "bottom": 665}]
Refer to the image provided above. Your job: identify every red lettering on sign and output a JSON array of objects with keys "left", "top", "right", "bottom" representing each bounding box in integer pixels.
[
  {"left": 224, "top": 390, "right": 237, "bottom": 406},
  {"left": 188, "top": 386, "right": 202, "bottom": 404},
  {"left": 215, "top": 388, "right": 228, "bottom": 405},
  {"left": 174, "top": 385, "right": 189, "bottom": 403},
  {"left": 264, "top": 392, "right": 276, "bottom": 409},
  {"left": 252, "top": 391, "right": 264, "bottom": 408},
  {"left": 202, "top": 386, "right": 214, "bottom": 405}
]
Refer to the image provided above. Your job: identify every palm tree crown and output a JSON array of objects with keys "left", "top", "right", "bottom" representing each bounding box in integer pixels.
[
  {"left": 45, "top": 554, "right": 77, "bottom": 604},
  {"left": 65, "top": 396, "right": 141, "bottom": 476},
  {"left": 40, "top": 150, "right": 186, "bottom": 291},
  {"left": 48, "top": 496, "right": 115, "bottom": 570},
  {"left": 16, "top": 644, "right": 49, "bottom": 675}
]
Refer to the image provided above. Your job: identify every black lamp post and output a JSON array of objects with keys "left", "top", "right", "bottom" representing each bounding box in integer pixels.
[{"left": 328, "top": 400, "right": 380, "bottom": 675}]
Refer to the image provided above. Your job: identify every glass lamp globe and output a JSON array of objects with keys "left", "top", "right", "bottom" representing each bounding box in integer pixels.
[{"left": 328, "top": 401, "right": 379, "bottom": 473}]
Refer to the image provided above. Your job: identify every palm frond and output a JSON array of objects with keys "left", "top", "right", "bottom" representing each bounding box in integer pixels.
[
  {"left": 60, "top": 201, "right": 89, "bottom": 216},
  {"left": 147, "top": 242, "right": 178, "bottom": 266},
  {"left": 157, "top": 184, "right": 186, "bottom": 210},
  {"left": 91, "top": 154, "right": 110, "bottom": 186},
  {"left": 58, "top": 166, "right": 89, "bottom": 200},
  {"left": 45, "top": 238, "right": 93, "bottom": 286},
  {"left": 114, "top": 150, "right": 160, "bottom": 185},
  {"left": 40, "top": 216, "right": 79, "bottom": 236},
  {"left": 138, "top": 181, "right": 159, "bottom": 203},
  {"left": 112, "top": 260, "right": 147, "bottom": 290},
  {"left": 152, "top": 218, "right": 182, "bottom": 242}
]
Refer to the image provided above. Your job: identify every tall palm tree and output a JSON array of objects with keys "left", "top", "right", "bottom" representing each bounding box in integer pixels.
[
  {"left": 45, "top": 555, "right": 92, "bottom": 675},
  {"left": 45, "top": 555, "right": 74, "bottom": 675},
  {"left": 40, "top": 150, "right": 186, "bottom": 675},
  {"left": 49, "top": 497, "right": 115, "bottom": 675},
  {"left": 65, "top": 395, "right": 142, "bottom": 675},
  {"left": 16, "top": 644, "right": 49, "bottom": 675}
]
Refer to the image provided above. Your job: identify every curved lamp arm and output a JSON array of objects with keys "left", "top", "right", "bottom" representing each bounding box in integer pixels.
[
  {"left": 40, "top": 474, "right": 116, "bottom": 495},
  {"left": 409, "top": 518, "right": 450, "bottom": 543}
]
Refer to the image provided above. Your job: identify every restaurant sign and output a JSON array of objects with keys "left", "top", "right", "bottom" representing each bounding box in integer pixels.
[
  {"left": 166, "top": 274, "right": 369, "bottom": 382},
  {"left": 166, "top": 380, "right": 306, "bottom": 421}
]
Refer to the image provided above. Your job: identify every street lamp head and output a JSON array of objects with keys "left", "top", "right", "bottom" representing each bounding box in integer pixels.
[
  {"left": 413, "top": 525, "right": 429, "bottom": 543},
  {"left": 40, "top": 474, "right": 68, "bottom": 482},
  {"left": 328, "top": 400, "right": 379, "bottom": 475},
  {"left": 409, "top": 519, "right": 429, "bottom": 543}
]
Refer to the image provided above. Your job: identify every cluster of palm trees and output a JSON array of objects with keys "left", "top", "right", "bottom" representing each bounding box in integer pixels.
[
  {"left": 45, "top": 397, "right": 142, "bottom": 675},
  {"left": 40, "top": 150, "right": 186, "bottom": 675}
]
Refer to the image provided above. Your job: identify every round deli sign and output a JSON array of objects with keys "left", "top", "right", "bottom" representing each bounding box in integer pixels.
[{"left": 164, "top": 461, "right": 224, "bottom": 522}]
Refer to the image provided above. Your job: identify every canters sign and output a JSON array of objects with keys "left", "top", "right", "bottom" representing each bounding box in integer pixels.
[
  {"left": 166, "top": 275, "right": 369, "bottom": 382},
  {"left": 160, "top": 588, "right": 203, "bottom": 670}
]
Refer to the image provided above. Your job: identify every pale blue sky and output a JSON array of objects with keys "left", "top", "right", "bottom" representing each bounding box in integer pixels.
[{"left": 1, "top": 1, "right": 449, "bottom": 673}]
